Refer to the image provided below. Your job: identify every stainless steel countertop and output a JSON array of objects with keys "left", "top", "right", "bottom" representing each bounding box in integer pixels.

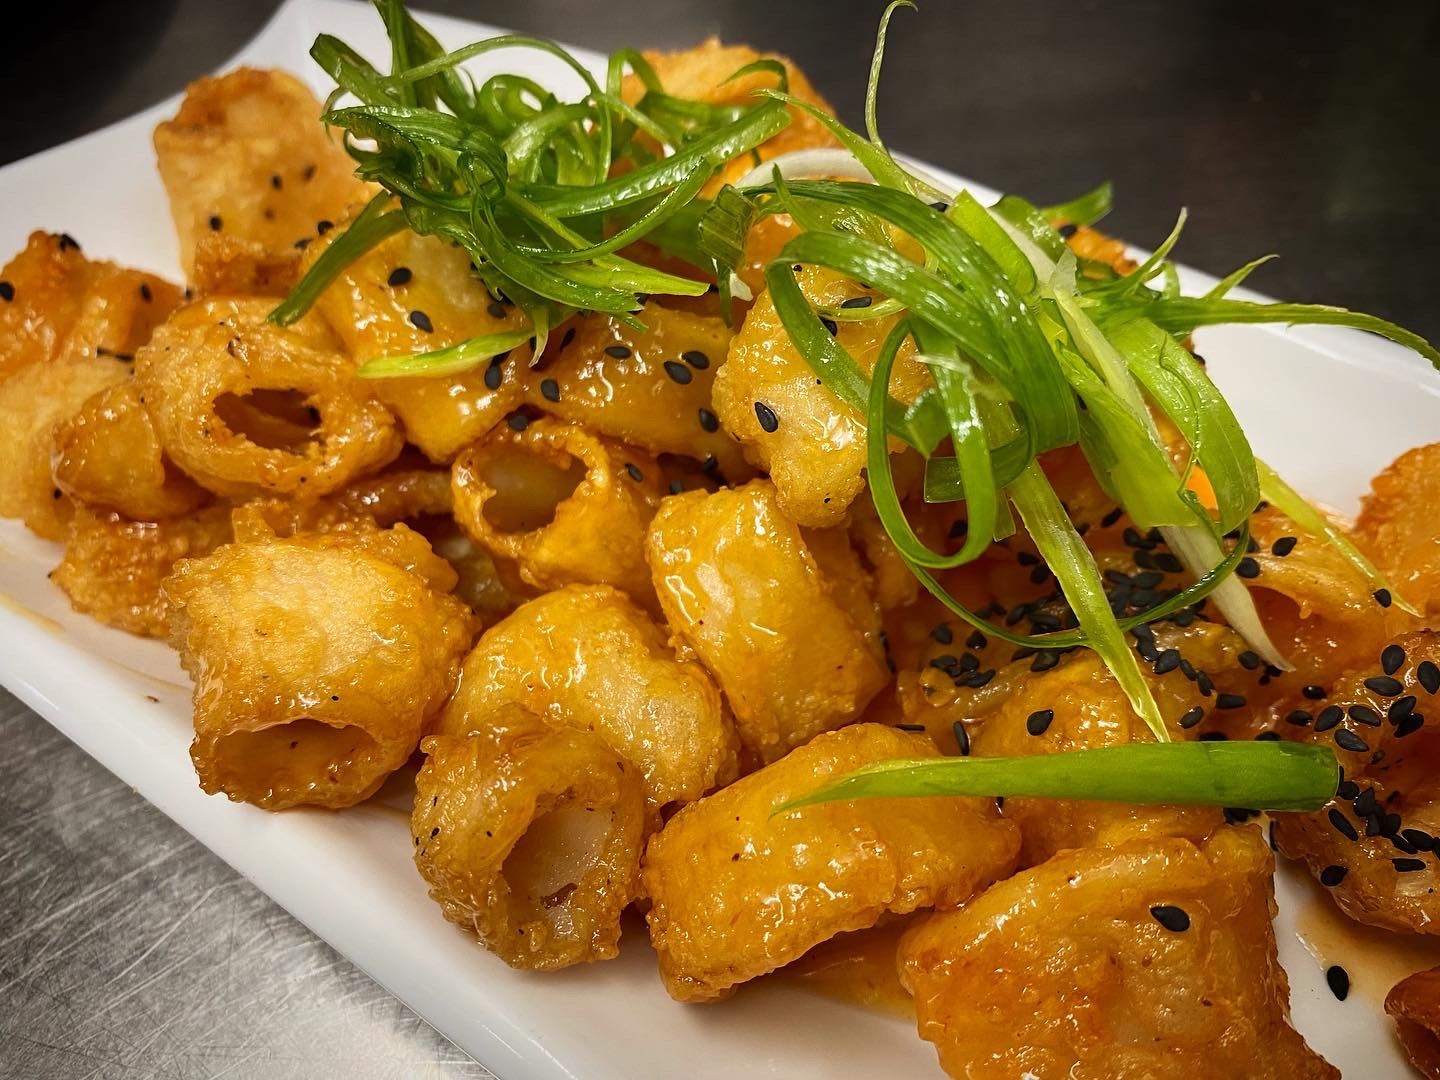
[{"left": 0, "top": 689, "right": 493, "bottom": 1080}]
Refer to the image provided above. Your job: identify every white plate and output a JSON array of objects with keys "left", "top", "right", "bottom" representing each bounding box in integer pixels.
[{"left": 2, "top": 2, "right": 1437, "bottom": 1076}]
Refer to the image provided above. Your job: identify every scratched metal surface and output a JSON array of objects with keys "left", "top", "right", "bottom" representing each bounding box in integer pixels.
[{"left": 0, "top": 689, "right": 495, "bottom": 1080}]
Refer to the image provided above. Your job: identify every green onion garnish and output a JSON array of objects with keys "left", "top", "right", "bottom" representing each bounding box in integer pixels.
[{"left": 776, "top": 741, "right": 1340, "bottom": 815}]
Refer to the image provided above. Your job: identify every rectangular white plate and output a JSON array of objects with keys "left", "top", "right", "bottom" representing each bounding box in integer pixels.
[{"left": 3, "top": 2, "right": 1438, "bottom": 1076}]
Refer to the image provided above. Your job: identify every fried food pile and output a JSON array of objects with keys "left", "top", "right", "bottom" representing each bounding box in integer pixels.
[{"left": 4, "top": 46, "right": 1439, "bottom": 1079}]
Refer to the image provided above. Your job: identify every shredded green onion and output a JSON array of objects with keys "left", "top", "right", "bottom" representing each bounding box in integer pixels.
[{"left": 776, "top": 742, "right": 1340, "bottom": 815}]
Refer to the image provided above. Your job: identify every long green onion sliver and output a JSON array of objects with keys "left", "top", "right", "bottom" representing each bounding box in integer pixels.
[{"left": 778, "top": 741, "right": 1339, "bottom": 815}]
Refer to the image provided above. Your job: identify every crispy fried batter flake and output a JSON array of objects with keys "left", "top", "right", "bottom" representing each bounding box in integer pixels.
[{"left": 1387, "top": 967, "right": 1440, "bottom": 1079}]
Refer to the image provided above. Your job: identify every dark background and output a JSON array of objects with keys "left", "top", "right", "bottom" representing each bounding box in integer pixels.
[{"left": 3, "top": 0, "right": 1438, "bottom": 341}]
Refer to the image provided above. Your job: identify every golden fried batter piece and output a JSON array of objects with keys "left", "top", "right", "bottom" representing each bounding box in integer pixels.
[
  {"left": 51, "top": 505, "right": 231, "bottom": 637},
  {"left": 1357, "top": 440, "right": 1440, "bottom": 617},
  {"left": 452, "top": 418, "right": 663, "bottom": 605},
  {"left": 307, "top": 224, "right": 530, "bottom": 462},
  {"left": 646, "top": 480, "right": 889, "bottom": 764},
  {"left": 713, "top": 268, "right": 932, "bottom": 527},
  {"left": 135, "top": 297, "right": 402, "bottom": 499},
  {"left": 189, "top": 231, "right": 302, "bottom": 299},
  {"left": 900, "top": 829, "right": 1336, "bottom": 1080},
  {"left": 642, "top": 724, "right": 1019, "bottom": 1002},
  {"left": 623, "top": 41, "right": 838, "bottom": 194},
  {"left": 153, "top": 67, "right": 372, "bottom": 279},
  {"left": 522, "top": 307, "right": 746, "bottom": 477},
  {"left": 0, "top": 354, "right": 131, "bottom": 539},
  {"left": 437, "top": 584, "right": 737, "bottom": 815},
  {"left": 413, "top": 709, "right": 646, "bottom": 970},
  {"left": 165, "top": 526, "right": 476, "bottom": 809},
  {"left": 0, "top": 231, "right": 180, "bottom": 382},
  {"left": 53, "top": 381, "right": 208, "bottom": 520},
  {"left": 967, "top": 645, "right": 1225, "bottom": 866},
  {"left": 1388, "top": 967, "right": 1440, "bottom": 1079}
]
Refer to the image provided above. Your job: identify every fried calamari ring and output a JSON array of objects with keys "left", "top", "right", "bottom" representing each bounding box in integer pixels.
[
  {"left": 53, "top": 381, "right": 208, "bottom": 520},
  {"left": 899, "top": 829, "right": 1336, "bottom": 1079},
  {"left": 135, "top": 298, "right": 402, "bottom": 498},
  {"left": 165, "top": 526, "right": 475, "bottom": 809},
  {"left": 1388, "top": 967, "right": 1440, "bottom": 1079},
  {"left": 452, "top": 417, "right": 662, "bottom": 604},
  {"left": 437, "top": 584, "right": 738, "bottom": 815},
  {"left": 51, "top": 504, "right": 231, "bottom": 638},
  {"left": 0, "top": 354, "right": 130, "bottom": 540},
  {"left": 521, "top": 307, "right": 746, "bottom": 476},
  {"left": 413, "top": 709, "right": 645, "bottom": 970},
  {"left": 645, "top": 480, "right": 888, "bottom": 764},
  {"left": 642, "top": 724, "right": 1019, "bottom": 1002}
]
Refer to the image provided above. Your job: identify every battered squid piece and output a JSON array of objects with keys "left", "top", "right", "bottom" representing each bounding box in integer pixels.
[
  {"left": 134, "top": 298, "right": 403, "bottom": 499},
  {"left": 1357, "top": 440, "right": 1440, "bottom": 616},
  {"left": 0, "top": 230, "right": 181, "bottom": 381},
  {"left": 0, "top": 354, "right": 131, "bottom": 539},
  {"left": 165, "top": 525, "right": 476, "bottom": 809},
  {"left": 51, "top": 504, "right": 232, "bottom": 638},
  {"left": 305, "top": 224, "right": 530, "bottom": 462},
  {"left": 968, "top": 646, "right": 1225, "bottom": 867},
  {"left": 1387, "top": 967, "right": 1440, "bottom": 1078},
  {"left": 412, "top": 707, "right": 646, "bottom": 970},
  {"left": 620, "top": 41, "right": 838, "bottom": 194},
  {"left": 899, "top": 830, "right": 1337, "bottom": 1080},
  {"left": 53, "top": 381, "right": 209, "bottom": 521},
  {"left": 451, "top": 418, "right": 664, "bottom": 606},
  {"left": 712, "top": 267, "right": 932, "bottom": 527},
  {"left": 520, "top": 307, "right": 747, "bottom": 477},
  {"left": 153, "top": 67, "right": 372, "bottom": 279},
  {"left": 436, "top": 585, "right": 738, "bottom": 817},
  {"left": 642, "top": 724, "right": 1019, "bottom": 1002},
  {"left": 645, "top": 480, "right": 889, "bottom": 764}
]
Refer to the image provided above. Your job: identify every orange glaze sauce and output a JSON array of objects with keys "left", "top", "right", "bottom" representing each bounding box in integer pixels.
[
  {"left": 1296, "top": 894, "right": 1440, "bottom": 1005},
  {"left": 776, "top": 919, "right": 914, "bottom": 1017}
]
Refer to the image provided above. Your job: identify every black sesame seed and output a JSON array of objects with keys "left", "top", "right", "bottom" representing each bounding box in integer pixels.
[
  {"left": 624, "top": 463, "right": 644, "bottom": 482},
  {"left": 929, "top": 200, "right": 949, "bottom": 212},
  {"left": 1180, "top": 706, "right": 1204, "bottom": 729},
  {"left": 0, "top": 281, "right": 14, "bottom": 302},
  {"left": 1348, "top": 704, "right": 1383, "bottom": 726},
  {"left": 677, "top": 349, "right": 710, "bottom": 371},
  {"left": 1403, "top": 829, "right": 1437, "bottom": 852},
  {"left": 293, "top": 237, "right": 311, "bottom": 250},
  {"left": 507, "top": 414, "right": 530, "bottom": 431},
  {"left": 316, "top": 219, "right": 334, "bottom": 235},
  {"left": 1153, "top": 649, "right": 1181, "bottom": 675},
  {"left": 1329, "top": 808, "right": 1360, "bottom": 841},
  {"left": 840, "top": 295, "right": 873, "bottom": 309},
  {"left": 1325, "top": 965, "right": 1350, "bottom": 1001},
  {"left": 1149, "top": 905, "right": 1190, "bottom": 932},
  {"left": 1237, "top": 650, "right": 1261, "bottom": 670},
  {"left": 754, "top": 401, "right": 779, "bottom": 433},
  {"left": 1419, "top": 661, "right": 1440, "bottom": 695},
  {"left": 931, "top": 624, "right": 954, "bottom": 645},
  {"left": 952, "top": 721, "right": 971, "bottom": 756},
  {"left": 387, "top": 266, "right": 412, "bottom": 287},
  {"left": 967, "top": 630, "right": 988, "bottom": 651},
  {"left": 1286, "top": 709, "right": 1313, "bottom": 727},
  {"left": 1353, "top": 787, "right": 1379, "bottom": 816},
  {"left": 1057, "top": 222, "right": 1079, "bottom": 239},
  {"left": 604, "top": 344, "right": 632, "bottom": 359},
  {"left": 1394, "top": 857, "right": 1427, "bottom": 873},
  {"left": 1195, "top": 670, "right": 1214, "bottom": 695},
  {"left": 697, "top": 407, "right": 719, "bottom": 433},
  {"left": 1303, "top": 684, "right": 1327, "bottom": 701},
  {"left": 408, "top": 310, "right": 434, "bottom": 332},
  {"left": 1334, "top": 729, "right": 1370, "bottom": 753},
  {"left": 540, "top": 378, "right": 561, "bottom": 403},
  {"left": 1216, "top": 692, "right": 1247, "bottom": 710},
  {"left": 208, "top": 214, "right": 222, "bottom": 231},
  {"left": 1314, "top": 705, "right": 1344, "bottom": 732},
  {"left": 1235, "top": 557, "right": 1261, "bottom": 579},
  {"left": 669, "top": 480, "right": 685, "bottom": 495},
  {"left": 1396, "top": 713, "right": 1425, "bottom": 738},
  {"left": 1374, "top": 588, "right": 1393, "bottom": 608},
  {"left": 1255, "top": 731, "right": 1280, "bottom": 741},
  {"left": 1319, "top": 864, "right": 1348, "bottom": 887},
  {"left": 1026, "top": 709, "right": 1054, "bottom": 736},
  {"left": 663, "top": 359, "right": 693, "bottom": 385},
  {"left": 1380, "top": 643, "right": 1406, "bottom": 676},
  {"left": 1364, "top": 675, "right": 1404, "bottom": 697},
  {"left": 1031, "top": 650, "right": 1061, "bottom": 672},
  {"left": 1101, "top": 507, "right": 1124, "bottom": 528},
  {"left": 484, "top": 359, "right": 504, "bottom": 391},
  {"left": 1389, "top": 695, "right": 1417, "bottom": 722},
  {"left": 487, "top": 300, "right": 508, "bottom": 319},
  {"left": 1270, "top": 535, "right": 1297, "bottom": 557},
  {"left": 1198, "top": 731, "right": 1229, "bottom": 742},
  {"left": 895, "top": 723, "right": 926, "bottom": 732},
  {"left": 820, "top": 316, "right": 839, "bottom": 336}
]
